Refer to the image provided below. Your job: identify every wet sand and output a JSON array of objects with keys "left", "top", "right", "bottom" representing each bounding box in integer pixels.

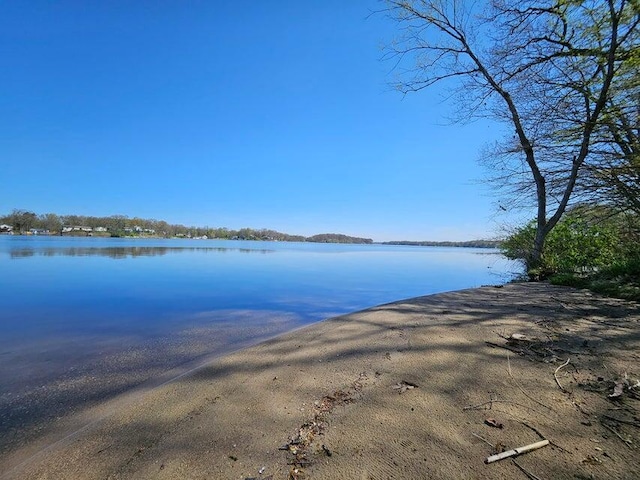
[{"left": 1, "top": 283, "right": 639, "bottom": 479}]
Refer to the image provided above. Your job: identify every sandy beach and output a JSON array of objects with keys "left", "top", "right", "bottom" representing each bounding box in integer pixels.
[{"left": 1, "top": 282, "right": 639, "bottom": 480}]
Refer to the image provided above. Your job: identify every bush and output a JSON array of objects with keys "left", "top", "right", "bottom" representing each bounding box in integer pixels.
[
  {"left": 504, "top": 210, "right": 640, "bottom": 300},
  {"left": 503, "top": 214, "right": 624, "bottom": 276}
]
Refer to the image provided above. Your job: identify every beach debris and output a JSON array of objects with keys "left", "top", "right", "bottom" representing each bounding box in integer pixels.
[
  {"left": 610, "top": 381, "right": 625, "bottom": 398},
  {"left": 392, "top": 380, "right": 419, "bottom": 394},
  {"left": 508, "top": 333, "right": 529, "bottom": 342},
  {"left": 581, "top": 454, "right": 603, "bottom": 465},
  {"left": 484, "top": 439, "right": 549, "bottom": 464},
  {"left": 488, "top": 329, "right": 595, "bottom": 364},
  {"left": 600, "top": 419, "right": 633, "bottom": 448},
  {"left": 472, "top": 432, "right": 506, "bottom": 454},
  {"left": 259, "top": 466, "right": 266, "bottom": 474},
  {"left": 512, "top": 458, "right": 544, "bottom": 480},
  {"left": 484, "top": 418, "right": 504, "bottom": 429},
  {"left": 554, "top": 357, "right": 571, "bottom": 392},
  {"left": 505, "top": 353, "right": 555, "bottom": 411},
  {"left": 607, "top": 372, "right": 640, "bottom": 399},
  {"left": 281, "top": 374, "right": 368, "bottom": 477},
  {"left": 288, "top": 467, "right": 304, "bottom": 480},
  {"left": 602, "top": 413, "right": 640, "bottom": 428}
]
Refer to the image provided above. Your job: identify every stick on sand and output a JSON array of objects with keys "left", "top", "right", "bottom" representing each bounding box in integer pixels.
[{"left": 485, "top": 439, "right": 550, "bottom": 464}]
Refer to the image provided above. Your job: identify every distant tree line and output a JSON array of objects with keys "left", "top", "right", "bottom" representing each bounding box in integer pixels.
[
  {"left": 0, "top": 210, "right": 373, "bottom": 244},
  {"left": 306, "top": 233, "right": 373, "bottom": 244},
  {"left": 382, "top": 240, "right": 500, "bottom": 249}
]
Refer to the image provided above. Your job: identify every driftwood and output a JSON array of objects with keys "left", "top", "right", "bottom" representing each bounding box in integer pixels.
[{"left": 485, "top": 439, "right": 550, "bottom": 464}]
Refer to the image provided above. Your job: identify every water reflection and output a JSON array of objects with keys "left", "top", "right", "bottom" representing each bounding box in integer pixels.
[{"left": 8, "top": 246, "right": 274, "bottom": 259}]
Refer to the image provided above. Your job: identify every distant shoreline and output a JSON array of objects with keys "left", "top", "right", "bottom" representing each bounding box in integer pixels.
[
  {"left": 379, "top": 240, "right": 501, "bottom": 248},
  {"left": 1, "top": 210, "right": 500, "bottom": 246}
]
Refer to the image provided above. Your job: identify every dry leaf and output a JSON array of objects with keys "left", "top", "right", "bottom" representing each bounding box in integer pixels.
[{"left": 609, "top": 382, "right": 625, "bottom": 398}]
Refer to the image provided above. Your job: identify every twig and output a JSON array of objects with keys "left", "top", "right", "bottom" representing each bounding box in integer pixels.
[
  {"left": 550, "top": 296, "right": 571, "bottom": 311},
  {"left": 507, "top": 354, "right": 554, "bottom": 411},
  {"left": 580, "top": 317, "right": 633, "bottom": 330},
  {"left": 486, "top": 341, "right": 524, "bottom": 355},
  {"left": 96, "top": 444, "right": 113, "bottom": 454},
  {"left": 485, "top": 439, "right": 549, "bottom": 464},
  {"left": 472, "top": 432, "right": 494, "bottom": 448},
  {"left": 512, "top": 458, "right": 543, "bottom": 480},
  {"left": 601, "top": 421, "right": 633, "bottom": 448},
  {"left": 602, "top": 414, "right": 640, "bottom": 428},
  {"left": 554, "top": 358, "right": 571, "bottom": 392},
  {"left": 572, "top": 400, "right": 590, "bottom": 415},
  {"left": 554, "top": 346, "right": 596, "bottom": 356},
  {"left": 518, "top": 420, "right": 546, "bottom": 440},
  {"left": 463, "top": 399, "right": 542, "bottom": 413},
  {"left": 518, "top": 420, "right": 570, "bottom": 453}
]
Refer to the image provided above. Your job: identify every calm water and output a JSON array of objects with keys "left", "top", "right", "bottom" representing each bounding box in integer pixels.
[{"left": 0, "top": 236, "right": 517, "bottom": 451}]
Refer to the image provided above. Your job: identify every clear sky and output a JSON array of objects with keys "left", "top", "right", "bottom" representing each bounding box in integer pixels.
[{"left": 1, "top": 1, "right": 514, "bottom": 242}]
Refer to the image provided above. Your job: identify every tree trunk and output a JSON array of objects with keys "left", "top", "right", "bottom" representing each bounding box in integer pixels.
[{"left": 529, "top": 226, "right": 547, "bottom": 279}]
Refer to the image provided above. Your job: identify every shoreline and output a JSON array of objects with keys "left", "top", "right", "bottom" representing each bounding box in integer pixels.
[{"left": 2, "top": 283, "right": 639, "bottom": 479}]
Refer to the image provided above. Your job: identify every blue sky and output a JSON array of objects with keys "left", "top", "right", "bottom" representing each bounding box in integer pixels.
[{"left": 1, "top": 1, "right": 513, "bottom": 241}]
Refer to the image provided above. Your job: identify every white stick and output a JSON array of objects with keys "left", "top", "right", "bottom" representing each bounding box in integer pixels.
[{"left": 485, "top": 439, "right": 550, "bottom": 464}]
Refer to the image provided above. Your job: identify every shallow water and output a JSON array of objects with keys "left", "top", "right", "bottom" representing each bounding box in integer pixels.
[{"left": 0, "top": 236, "right": 518, "bottom": 450}]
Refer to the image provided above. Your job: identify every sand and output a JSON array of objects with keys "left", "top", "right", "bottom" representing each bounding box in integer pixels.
[{"left": 1, "top": 283, "right": 639, "bottom": 480}]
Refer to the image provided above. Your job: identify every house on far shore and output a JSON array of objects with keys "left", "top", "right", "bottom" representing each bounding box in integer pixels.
[
  {"left": 29, "top": 228, "right": 50, "bottom": 235},
  {"left": 0, "top": 224, "right": 13, "bottom": 234},
  {"left": 61, "top": 226, "right": 93, "bottom": 236}
]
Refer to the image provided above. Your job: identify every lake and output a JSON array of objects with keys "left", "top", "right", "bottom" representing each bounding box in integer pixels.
[{"left": 0, "top": 236, "right": 518, "bottom": 454}]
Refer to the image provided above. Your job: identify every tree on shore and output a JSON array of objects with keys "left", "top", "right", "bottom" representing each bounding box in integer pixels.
[
  {"left": 5, "top": 209, "right": 37, "bottom": 233},
  {"left": 384, "top": 0, "right": 639, "bottom": 276}
]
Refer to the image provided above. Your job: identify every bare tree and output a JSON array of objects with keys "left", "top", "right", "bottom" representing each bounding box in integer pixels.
[{"left": 384, "top": 0, "right": 639, "bottom": 273}]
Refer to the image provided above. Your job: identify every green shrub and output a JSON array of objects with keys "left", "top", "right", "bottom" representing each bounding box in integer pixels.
[
  {"left": 505, "top": 210, "right": 640, "bottom": 300},
  {"left": 503, "top": 214, "right": 625, "bottom": 276}
]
